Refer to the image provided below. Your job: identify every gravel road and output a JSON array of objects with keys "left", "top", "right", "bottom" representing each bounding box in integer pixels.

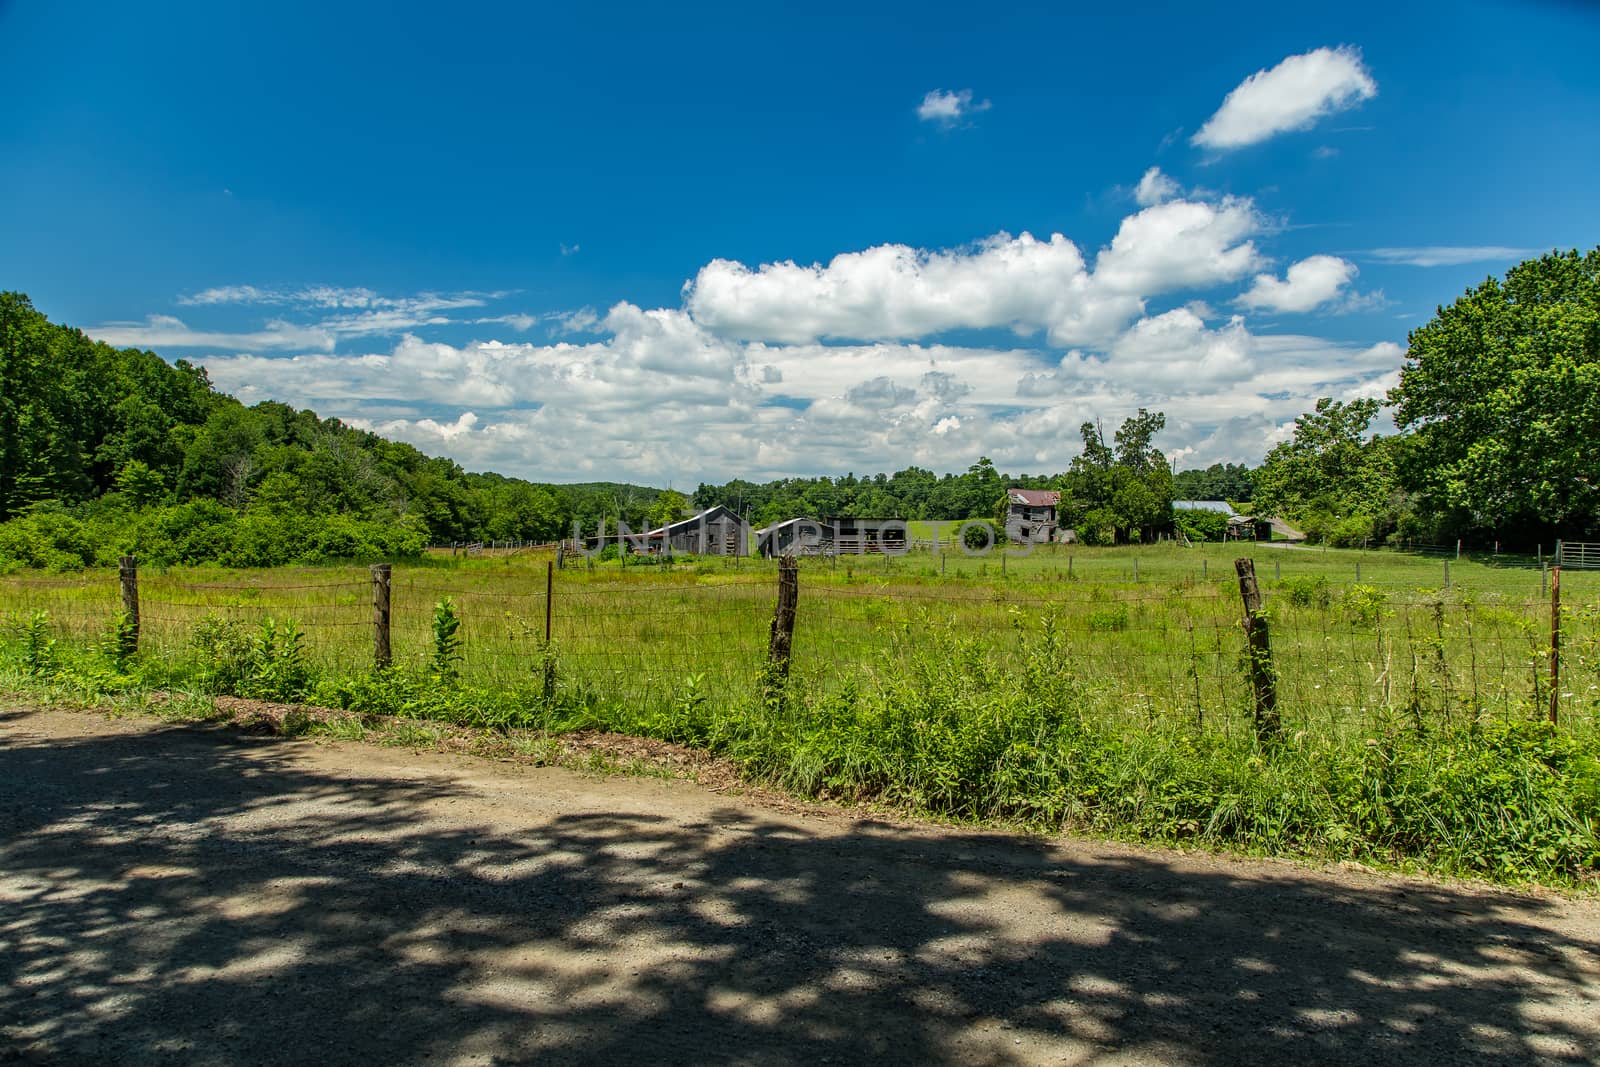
[{"left": 3, "top": 706, "right": 1598, "bottom": 1065}]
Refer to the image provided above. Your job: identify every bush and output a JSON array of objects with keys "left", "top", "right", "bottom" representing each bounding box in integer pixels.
[
  {"left": 1277, "top": 575, "right": 1330, "bottom": 608},
  {"left": 0, "top": 509, "right": 96, "bottom": 572},
  {"left": 1174, "top": 507, "right": 1229, "bottom": 543}
]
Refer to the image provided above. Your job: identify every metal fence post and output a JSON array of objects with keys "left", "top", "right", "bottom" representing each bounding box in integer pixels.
[
  {"left": 118, "top": 555, "right": 140, "bottom": 656},
  {"left": 372, "top": 563, "right": 392, "bottom": 669}
]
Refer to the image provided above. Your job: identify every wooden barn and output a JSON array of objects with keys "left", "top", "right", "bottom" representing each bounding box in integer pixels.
[
  {"left": 823, "top": 516, "right": 908, "bottom": 555},
  {"left": 755, "top": 516, "right": 909, "bottom": 557},
  {"left": 756, "top": 517, "right": 829, "bottom": 557},
  {"left": 640, "top": 505, "right": 747, "bottom": 556}
]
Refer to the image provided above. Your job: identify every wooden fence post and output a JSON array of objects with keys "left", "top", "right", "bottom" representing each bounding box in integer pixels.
[
  {"left": 766, "top": 555, "right": 799, "bottom": 698},
  {"left": 1235, "top": 558, "right": 1279, "bottom": 742},
  {"left": 1549, "top": 564, "right": 1561, "bottom": 726},
  {"left": 118, "top": 555, "right": 140, "bottom": 656},
  {"left": 372, "top": 563, "right": 392, "bottom": 670},
  {"left": 543, "top": 560, "right": 556, "bottom": 703}
]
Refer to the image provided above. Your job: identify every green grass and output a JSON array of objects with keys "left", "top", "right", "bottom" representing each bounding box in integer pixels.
[{"left": 3, "top": 542, "right": 1597, "bottom": 886}]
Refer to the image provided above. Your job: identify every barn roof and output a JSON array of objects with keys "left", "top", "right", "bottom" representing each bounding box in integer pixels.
[
  {"left": 1007, "top": 488, "right": 1060, "bottom": 506},
  {"left": 1172, "top": 499, "right": 1238, "bottom": 516},
  {"left": 642, "top": 504, "right": 741, "bottom": 537}
]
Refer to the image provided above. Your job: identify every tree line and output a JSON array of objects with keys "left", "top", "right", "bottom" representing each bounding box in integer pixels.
[{"left": 0, "top": 292, "right": 668, "bottom": 569}]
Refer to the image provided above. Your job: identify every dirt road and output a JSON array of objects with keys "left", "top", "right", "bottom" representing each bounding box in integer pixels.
[{"left": 3, "top": 706, "right": 1597, "bottom": 1065}]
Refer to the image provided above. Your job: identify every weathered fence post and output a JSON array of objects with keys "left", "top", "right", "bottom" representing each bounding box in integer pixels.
[
  {"left": 1445, "top": 560, "right": 1451, "bottom": 589},
  {"left": 765, "top": 555, "right": 799, "bottom": 698},
  {"left": 117, "top": 555, "right": 140, "bottom": 656},
  {"left": 1549, "top": 564, "right": 1561, "bottom": 726},
  {"left": 371, "top": 563, "right": 392, "bottom": 669},
  {"left": 1235, "top": 558, "right": 1279, "bottom": 742},
  {"left": 543, "top": 560, "right": 556, "bottom": 703}
]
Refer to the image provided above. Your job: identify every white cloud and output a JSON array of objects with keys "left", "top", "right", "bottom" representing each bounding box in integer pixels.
[
  {"left": 178, "top": 285, "right": 500, "bottom": 311},
  {"left": 1192, "top": 46, "right": 1377, "bottom": 151},
  {"left": 686, "top": 231, "right": 1108, "bottom": 345},
  {"left": 472, "top": 314, "right": 540, "bottom": 331},
  {"left": 1092, "top": 197, "right": 1263, "bottom": 295},
  {"left": 1365, "top": 246, "right": 1541, "bottom": 267},
  {"left": 1133, "top": 167, "right": 1180, "bottom": 207},
  {"left": 87, "top": 315, "right": 336, "bottom": 352},
  {"left": 1237, "top": 254, "right": 1358, "bottom": 313},
  {"left": 194, "top": 297, "right": 1405, "bottom": 482},
  {"left": 916, "top": 89, "right": 991, "bottom": 126},
  {"left": 686, "top": 192, "right": 1263, "bottom": 349}
]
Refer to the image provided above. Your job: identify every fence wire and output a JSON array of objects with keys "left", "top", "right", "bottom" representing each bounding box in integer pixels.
[{"left": 2, "top": 558, "right": 1595, "bottom": 736}]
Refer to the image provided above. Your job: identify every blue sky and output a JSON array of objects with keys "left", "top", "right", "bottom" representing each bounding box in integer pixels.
[{"left": 4, "top": 1, "right": 1597, "bottom": 483}]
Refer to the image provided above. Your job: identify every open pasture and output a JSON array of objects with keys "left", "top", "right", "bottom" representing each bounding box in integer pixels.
[{"left": 4, "top": 541, "right": 1595, "bottom": 738}]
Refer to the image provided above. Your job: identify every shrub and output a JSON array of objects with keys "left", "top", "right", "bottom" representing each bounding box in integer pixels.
[
  {"left": 1174, "top": 507, "right": 1229, "bottom": 543},
  {"left": 1278, "top": 574, "right": 1330, "bottom": 608}
]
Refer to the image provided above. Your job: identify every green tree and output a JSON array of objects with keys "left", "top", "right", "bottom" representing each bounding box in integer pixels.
[
  {"left": 1252, "top": 397, "right": 1393, "bottom": 521},
  {"left": 1390, "top": 248, "right": 1600, "bottom": 537},
  {"left": 646, "top": 488, "right": 688, "bottom": 529},
  {"left": 1060, "top": 411, "right": 1172, "bottom": 541}
]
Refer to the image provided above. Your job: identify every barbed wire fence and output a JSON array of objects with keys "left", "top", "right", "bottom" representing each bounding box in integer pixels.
[{"left": 1, "top": 553, "right": 1594, "bottom": 737}]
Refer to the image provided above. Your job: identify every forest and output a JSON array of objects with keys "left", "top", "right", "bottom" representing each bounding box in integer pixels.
[{"left": 2, "top": 247, "right": 1596, "bottom": 570}]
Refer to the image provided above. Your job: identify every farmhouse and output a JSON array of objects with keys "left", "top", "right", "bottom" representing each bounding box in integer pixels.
[{"left": 1005, "top": 488, "right": 1061, "bottom": 544}]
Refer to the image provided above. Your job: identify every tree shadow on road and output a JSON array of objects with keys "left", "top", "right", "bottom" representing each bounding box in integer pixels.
[{"left": 1, "top": 715, "right": 1595, "bottom": 1065}]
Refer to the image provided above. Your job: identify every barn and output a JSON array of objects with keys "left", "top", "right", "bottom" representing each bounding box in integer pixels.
[
  {"left": 755, "top": 516, "right": 909, "bottom": 557},
  {"left": 639, "top": 505, "right": 747, "bottom": 556}
]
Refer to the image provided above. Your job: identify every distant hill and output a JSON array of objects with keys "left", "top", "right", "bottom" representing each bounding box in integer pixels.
[{"left": 0, "top": 292, "right": 665, "bottom": 568}]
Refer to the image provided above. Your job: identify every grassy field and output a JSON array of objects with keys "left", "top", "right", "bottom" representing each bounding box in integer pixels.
[
  {"left": 4, "top": 541, "right": 1598, "bottom": 884},
  {"left": 6, "top": 540, "right": 1588, "bottom": 721}
]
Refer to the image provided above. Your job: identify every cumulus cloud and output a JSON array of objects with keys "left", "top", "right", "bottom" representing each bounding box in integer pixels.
[
  {"left": 195, "top": 296, "right": 1403, "bottom": 482},
  {"left": 1091, "top": 197, "right": 1263, "bottom": 295},
  {"left": 1237, "top": 254, "right": 1359, "bottom": 313},
  {"left": 686, "top": 231, "right": 1108, "bottom": 345},
  {"left": 1133, "top": 167, "right": 1180, "bottom": 207},
  {"left": 916, "top": 89, "right": 991, "bottom": 126},
  {"left": 686, "top": 193, "right": 1262, "bottom": 348},
  {"left": 1365, "top": 246, "right": 1541, "bottom": 267},
  {"left": 1192, "top": 46, "right": 1377, "bottom": 150}
]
